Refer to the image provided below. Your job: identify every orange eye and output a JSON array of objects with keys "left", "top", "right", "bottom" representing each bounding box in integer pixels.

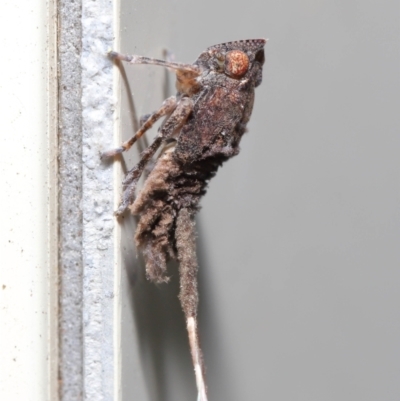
[{"left": 224, "top": 50, "right": 249, "bottom": 78}]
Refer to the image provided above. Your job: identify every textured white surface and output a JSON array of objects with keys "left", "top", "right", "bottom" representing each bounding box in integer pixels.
[
  {"left": 58, "top": 0, "right": 84, "bottom": 398},
  {"left": 81, "top": 0, "right": 117, "bottom": 400},
  {"left": 58, "top": 0, "right": 118, "bottom": 399},
  {"left": 0, "top": 1, "right": 57, "bottom": 400}
]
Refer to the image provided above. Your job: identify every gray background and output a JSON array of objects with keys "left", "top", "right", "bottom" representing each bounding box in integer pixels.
[{"left": 118, "top": 1, "right": 400, "bottom": 400}]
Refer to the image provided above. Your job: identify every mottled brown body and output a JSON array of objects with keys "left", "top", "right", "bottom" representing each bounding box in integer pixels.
[
  {"left": 128, "top": 40, "right": 265, "bottom": 284},
  {"left": 103, "top": 39, "right": 266, "bottom": 400}
]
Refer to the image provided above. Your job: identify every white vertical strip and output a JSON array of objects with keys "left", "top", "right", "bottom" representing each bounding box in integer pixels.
[
  {"left": 0, "top": 0, "right": 58, "bottom": 400},
  {"left": 81, "top": 0, "right": 116, "bottom": 400},
  {"left": 112, "top": 1, "right": 122, "bottom": 401},
  {"left": 47, "top": 0, "right": 59, "bottom": 399}
]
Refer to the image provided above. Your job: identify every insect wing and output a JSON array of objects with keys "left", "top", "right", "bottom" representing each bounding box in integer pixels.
[{"left": 174, "top": 86, "right": 247, "bottom": 163}]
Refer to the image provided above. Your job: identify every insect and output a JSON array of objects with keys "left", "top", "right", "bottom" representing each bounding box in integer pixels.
[{"left": 102, "top": 39, "right": 266, "bottom": 401}]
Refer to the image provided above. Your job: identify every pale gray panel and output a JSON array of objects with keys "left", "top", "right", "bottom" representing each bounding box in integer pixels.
[{"left": 119, "top": 1, "right": 400, "bottom": 400}]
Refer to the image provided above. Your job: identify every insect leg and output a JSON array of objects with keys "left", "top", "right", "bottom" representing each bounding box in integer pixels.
[
  {"left": 115, "top": 97, "right": 194, "bottom": 216},
  {"left": 139, "top": 113, "right": 152, "bottom": 127},
  {"left": 101, "top": 96, "right": 177, "bottom": 159},
  {"left": 175, "top": 208, "right": 208, "bottom": 401},
  {"left": 114, "top": 136, "right": 162, "bottom": 216}
]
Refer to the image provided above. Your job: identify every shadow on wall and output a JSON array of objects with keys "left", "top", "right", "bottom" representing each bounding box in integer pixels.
[{"left": 118, "top": 58, "right": 197, "bottom": 400}]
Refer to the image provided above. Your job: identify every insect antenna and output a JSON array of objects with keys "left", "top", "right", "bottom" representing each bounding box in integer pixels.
[{"left": 108, "top": 51, "right": 201, "bottom": 75}]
